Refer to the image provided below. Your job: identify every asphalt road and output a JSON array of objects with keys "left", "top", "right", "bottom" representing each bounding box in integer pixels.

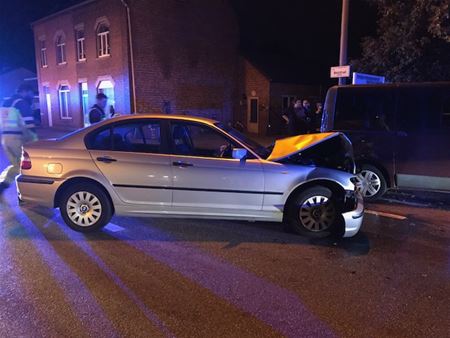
[{"left": 0, "top": 151, "right": 449, "bottom": 337}]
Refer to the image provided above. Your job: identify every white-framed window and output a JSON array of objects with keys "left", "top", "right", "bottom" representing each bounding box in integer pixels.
[
  {"left": 282, "top": 95, "right": 296, "bottom": 111},
  {"left": 97, "top": 23, "right": 110, "bottom": 57},
  {"left": 43, "top": 85, "right": 53, "bottom": 127},
  {"left": 76, "top": 29, "right": 86, "bottom": 61},
  {"left": 56, "top": 35, "right": 67, "bottom": 65},
  {"left": 40, "top": 40, "right": 48, "bottom": 68},
  {"left": 58, "top": 85, "right": 71, "bottom": 119},
  {"left": 79, "top": 82, "right": 89, "bottom": 126}
]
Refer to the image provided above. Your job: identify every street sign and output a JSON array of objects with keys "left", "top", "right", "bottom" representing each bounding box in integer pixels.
[
  {"left": 352, "top": 72, "right": 385, "bottom": 85},
  {"left": 330, "top": 65, "right": 351, "bottom": 78}
]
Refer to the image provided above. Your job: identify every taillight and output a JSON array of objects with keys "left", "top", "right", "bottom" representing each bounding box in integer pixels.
[{"left": 21, "top": 150, "right": 32, "bottom": 170}]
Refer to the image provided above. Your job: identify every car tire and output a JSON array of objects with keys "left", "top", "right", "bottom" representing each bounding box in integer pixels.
[
  {"left": 59, "top": 183, "right": 112, "bottom": 232},
  {"left": 287, "top": 186, "right": 341, "bottom": 238},
  {"left": 355, "top": 164, "right": 387, "bottom": 201}
]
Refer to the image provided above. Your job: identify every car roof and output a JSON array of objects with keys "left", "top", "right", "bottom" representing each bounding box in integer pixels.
[{"left": 103, "top": 114, "right": 219, "bottom": 126}]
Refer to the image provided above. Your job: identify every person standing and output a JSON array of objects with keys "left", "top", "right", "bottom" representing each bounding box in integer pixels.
[
  {"left": 0, "top": 84, "right": 37, "bottom": 192},
  {"left": 3, "top": 84, "right": 38, "bottom": 141},
  {"left": 302, "top": 99, "right": 314, "bottom": 133},
  {"left": 311, "top": 102, "right": 323, "bottom": 132},
  {"left": 294, "top": 99, "right": 308, "bottom": 134},
  {"left": 282, "top": 99, "right": 297, "bottom": 136},
  {"left": 89, "top": 93, "right": 110, "bottom": 124}
]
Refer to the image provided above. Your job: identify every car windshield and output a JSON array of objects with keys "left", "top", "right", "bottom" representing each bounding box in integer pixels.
[{"left": 215, "top": 123, "right": 271, "bottom": 159}]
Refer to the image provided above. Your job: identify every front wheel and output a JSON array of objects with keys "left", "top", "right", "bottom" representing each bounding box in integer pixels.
[
  {"left": 59, "top": 184, "right": 112, "bottom": 232},
  {"left": 355, "top": 164, "right": 387, "bottom": 201},
  {"left": 287, "top": 186, "right": 341, "bottom": 238}
]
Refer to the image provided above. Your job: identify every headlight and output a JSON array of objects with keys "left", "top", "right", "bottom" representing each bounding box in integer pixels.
[{"left": 350, "top": 177, "right": 359, "bottom": 191}]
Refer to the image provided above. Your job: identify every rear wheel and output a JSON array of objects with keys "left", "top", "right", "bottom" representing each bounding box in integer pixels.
[
  {"left": 287, "top": 186, "right": 341, "bottom": 237},
  {"left": 355, "top": 164, "right": 387, "bottom": 201},
  {"left": 59, "top": 183, "right": 112, "bottom": 232}
]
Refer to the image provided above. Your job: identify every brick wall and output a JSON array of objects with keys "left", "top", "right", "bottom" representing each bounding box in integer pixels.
[
  {"left": 33, "top": 0, "right": 131, "bottom": 128},
  {"left": 129, "top": 0, "right": 240, "bottom": 124},
  {"left": 239, "top": 58, "right": 271, "bottom": 135}
]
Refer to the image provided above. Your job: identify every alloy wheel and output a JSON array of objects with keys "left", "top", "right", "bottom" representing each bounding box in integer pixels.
[
  {"left": 66, "top": 191, "right": 102, "bottom": 227},
  {"left": 355, "top": 170, "right": 382, "bottom": 198},
  {"left": 299, "top": 195, "right": 336, "bottom": 232}
]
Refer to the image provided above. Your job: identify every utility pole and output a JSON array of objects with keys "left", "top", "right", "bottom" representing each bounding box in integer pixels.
[{"left": 339, "top": 0, "right": 350, "bottom": 85}]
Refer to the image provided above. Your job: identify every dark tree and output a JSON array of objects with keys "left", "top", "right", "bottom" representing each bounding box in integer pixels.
[{"left": 353, "top": 0, "right": 450, "bottom": 82}]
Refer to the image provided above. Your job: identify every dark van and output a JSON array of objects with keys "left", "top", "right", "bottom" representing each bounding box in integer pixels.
[{"left": 322, "top": 82, "right": 450, "bottom": 200}]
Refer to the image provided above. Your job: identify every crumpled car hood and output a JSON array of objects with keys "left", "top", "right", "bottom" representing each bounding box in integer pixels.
[{"left": 267, "top": 132, "right": 346, "bottom": 161}]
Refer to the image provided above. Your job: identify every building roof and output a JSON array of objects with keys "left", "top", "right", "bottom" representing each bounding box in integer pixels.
[
  {"left": 244, "top": 55, "right": 316, "bottom": 85},
  {"left": 244, "top": 53, "right": 320, "bottom": 85},
  {"left": 31, "top": 0, "right": 97, "bottom": 26}
]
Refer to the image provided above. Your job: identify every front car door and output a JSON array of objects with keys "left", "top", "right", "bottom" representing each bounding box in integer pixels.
[
  {"left": 169, "top": 120, "right": 265, "bottom": 217},
  {"left": 87, "top": 119, "right": 173, "bottom": 208}
]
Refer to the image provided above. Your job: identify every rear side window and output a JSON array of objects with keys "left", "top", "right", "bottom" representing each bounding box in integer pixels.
[
  {"left": 90, "top": 128, "right": 112, "bottom": 150},
  {"left": 87, "top": 121, "right": 163, "bottom": 153},
  {"left": 334, "top": 88, "right": 394, "bottom": 131},
  {"left": 396, "top": 87, "right": 443, "bottom": 133}
]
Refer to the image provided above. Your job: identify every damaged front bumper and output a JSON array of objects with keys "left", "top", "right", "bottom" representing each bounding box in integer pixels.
[{"left": 341, "top": 190, "right": 364, "bottom": 237}]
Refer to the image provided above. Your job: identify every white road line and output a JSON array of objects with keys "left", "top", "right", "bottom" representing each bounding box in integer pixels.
[
  {"left": 365, "top": 209, "right": 407, "bottom": 220},
  {"left": 104, "top": 223, "right": 125, "bottom": 232}
]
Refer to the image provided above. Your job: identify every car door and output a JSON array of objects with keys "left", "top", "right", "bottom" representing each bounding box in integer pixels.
[
  {"left": 169, "top": 120, "right": 265, "bottom": 214},
  {"left": 87, "top": 119, "right": 173, "bottom": 207},
  {"left": 395, "top": 86, "right": 450, "bottom": 190}
]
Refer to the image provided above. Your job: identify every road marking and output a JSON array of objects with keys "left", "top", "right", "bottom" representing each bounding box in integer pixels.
[
  {"left": 365, "top": 209, "right": 407, "bottom": 220},
  {"left": 104, "top": 223, "right": 125, "bottom": 232}
]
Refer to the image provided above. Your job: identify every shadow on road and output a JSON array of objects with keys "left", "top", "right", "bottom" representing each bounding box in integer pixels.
[{"left": 16, "top": 203, "right": 371, "bottom": 256}]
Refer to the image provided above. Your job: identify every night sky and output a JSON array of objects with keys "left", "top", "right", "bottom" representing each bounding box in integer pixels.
[{"left": 0, "top": 0, "right": 376, "bottom": 85}]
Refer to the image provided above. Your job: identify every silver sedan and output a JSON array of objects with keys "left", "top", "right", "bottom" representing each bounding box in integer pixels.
[{"left": 16, "top": 115, "right": 363, "bottom": 237}]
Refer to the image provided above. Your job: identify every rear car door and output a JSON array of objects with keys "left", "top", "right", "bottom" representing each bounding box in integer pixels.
[
  {"left": 86, "top": 119, "right": 173, "bottom": 207},
  {"left": 169, "top": 121, "right": 265, "bottom": 214}
]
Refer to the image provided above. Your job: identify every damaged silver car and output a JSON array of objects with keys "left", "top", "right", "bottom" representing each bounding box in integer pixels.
[{"left": 16, "top": 115, "right": 363, "bottom": 237}]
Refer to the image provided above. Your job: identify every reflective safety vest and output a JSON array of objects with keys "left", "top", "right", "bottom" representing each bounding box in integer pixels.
[{"left": 0, "top": 99, "right": 25, "bottom": 136}]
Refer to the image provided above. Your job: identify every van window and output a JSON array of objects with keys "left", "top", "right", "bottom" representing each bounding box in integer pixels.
[
  {"left": 334, "top": 88, "right": 394, "bottom": 131},
  {"left": 396, "top": 88, "right": 442, "bottom": 133}
]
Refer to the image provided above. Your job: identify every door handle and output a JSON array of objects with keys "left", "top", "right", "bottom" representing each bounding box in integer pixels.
[
  {"left": 97, "top": 156, "right": 117, "bottom": 163},
  {"left": 172, "top": 161, "right": 193, "bottom": 167}
]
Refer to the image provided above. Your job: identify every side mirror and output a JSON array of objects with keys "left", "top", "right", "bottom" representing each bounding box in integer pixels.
[{"left": 232, "top": 148, "right": 248, "bottom": 161}]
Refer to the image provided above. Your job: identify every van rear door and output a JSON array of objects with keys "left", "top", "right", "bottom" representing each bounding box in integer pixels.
[{"left": 394, "top": 86, "right": 450, "bottom": 191}]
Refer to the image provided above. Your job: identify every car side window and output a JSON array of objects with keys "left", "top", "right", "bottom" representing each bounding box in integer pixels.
[
  {"left": 89, "top": 128, "right": 112, "bottom": 150},
  {"left": 171, "top": 122, "right": 238, "bottom": 159},
  {"left": 88, "top": 121, "right": 163, "bottom": 153}
]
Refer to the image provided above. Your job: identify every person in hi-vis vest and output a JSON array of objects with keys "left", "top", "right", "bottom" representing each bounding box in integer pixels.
[{"left": 0, "top": 83, "right": 38, "bottom": 192}]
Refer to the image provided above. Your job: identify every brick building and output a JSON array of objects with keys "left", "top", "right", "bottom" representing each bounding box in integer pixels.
[
  {"left": 32, "top": 0, "right": 239, "bottom": 129},
  {"left": 239, "top": 58, "right": 322, "bottom": 135}
]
